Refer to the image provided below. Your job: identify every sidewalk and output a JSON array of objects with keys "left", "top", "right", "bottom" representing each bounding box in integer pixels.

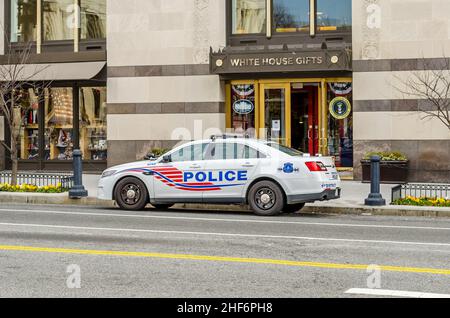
[{"left": 0, "top": 174, "right": 449, "bottom": 217}]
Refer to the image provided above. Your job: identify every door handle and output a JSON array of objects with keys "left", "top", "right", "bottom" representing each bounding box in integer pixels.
[
  {"left": 242, "top": 163, "right": 255, "bottom": 168},
  {"left": 189, "top": 164, "right": 202, "bottom": 169}
]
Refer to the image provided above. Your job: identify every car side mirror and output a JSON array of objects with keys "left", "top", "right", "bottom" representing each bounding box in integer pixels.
[
  {"left": 162, "top": 155, "right": 172, "bottom": 163},
  {"left": 144, "top": 153, "right": 157, "bottom": 161}
]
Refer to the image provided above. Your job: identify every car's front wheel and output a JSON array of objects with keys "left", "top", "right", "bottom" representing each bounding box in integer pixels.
[
  {"left": 114, "top": 177, "right": 149, "bottom": 211},
  {"left": 248, "top": 180, "right": 284, "bottom": 216}
]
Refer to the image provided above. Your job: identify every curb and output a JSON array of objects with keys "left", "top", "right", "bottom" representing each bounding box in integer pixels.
[
  {"left": 0, "top": 193, "right": 116, "bottom": 208},
  {"left": 1, "top": 193, "right": 449, "bottom": 218}
]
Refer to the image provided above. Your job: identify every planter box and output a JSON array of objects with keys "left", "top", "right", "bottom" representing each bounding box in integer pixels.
[{"left": 361, "top": 160, "right": 409, "bottom": 184}]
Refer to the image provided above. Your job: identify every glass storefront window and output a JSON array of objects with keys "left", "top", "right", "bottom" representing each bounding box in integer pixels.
[
  {"left": 11, "top": 0, "right": 37, "bottom": 42},
  {"left": 19, "top": 88, "right": 40, "bottom": 160},
  {"left": 327, "top": 83, "right": 353, "bottom": 168},
  {"left": 231, "top": 84, "right": 256, "bottom": 137},
  {"left": 16, "top": 86, "right": 107, "bottom": 163},
  {"left": 274, "top": 0, "right": 309, "bottom": 33},
  {"left": 80, "top": 87, "right": 107, "bottom": 161},
  {"left": 44, "top": 87, "right": 74, "bottom": 160},
  {"left": 80, "top": 0, "right": 106, "bottom": 40},
  {"left": 317, "top": 0, "right": 352, "bottom": 32},
  {"left": 232, "top": 0, "right": 266, "bottom": 34},
  {"left": 43, "top": 0, "right": 75, "bottom": 41}
]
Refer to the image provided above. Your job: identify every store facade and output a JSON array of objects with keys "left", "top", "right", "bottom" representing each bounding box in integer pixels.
[
  {"left": 107, "top": 0, "right": 355, "bottom": 175},
  {"left": 2, "top": 0, "right": 450, "bottom": 182},
  {"left": 0, "top": 0, "right": 107, "bottom": 171}
]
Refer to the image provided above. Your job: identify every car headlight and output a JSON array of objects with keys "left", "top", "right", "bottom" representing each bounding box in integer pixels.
[{"left": 101, "top": 170, "right": 117, "bottom": 178}]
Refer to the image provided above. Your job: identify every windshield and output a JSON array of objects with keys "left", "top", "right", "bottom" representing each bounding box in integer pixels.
[{"left": 267, "top": 143, "right": 304, "bottom": 157}]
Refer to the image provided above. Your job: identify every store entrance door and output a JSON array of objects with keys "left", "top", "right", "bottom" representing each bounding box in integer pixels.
[
  {"left": 291, "top": 84, "right": 319, "bottom": 155},
  {"left": 260, "top": 83, "right": 291, "bottom": 147}
]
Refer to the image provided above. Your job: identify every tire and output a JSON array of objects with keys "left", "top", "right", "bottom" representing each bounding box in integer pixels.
[
  {"left": 248, "top": 180, "right": 285, "bottom": 216},
  {"left": 114, "top": 177, "right": 149, "bottom": 211},
  {"left": 283, "top": 203, "right": 306, "bottom": 214},
  {"left": 152, "top": 204, "right": 174, "bottom": 210}
]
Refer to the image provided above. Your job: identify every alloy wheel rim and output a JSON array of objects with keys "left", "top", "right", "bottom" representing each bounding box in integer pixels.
[
  {"left": 120, "top": 183, "right": 141, "bottom": 205},
  {"left": 255, "top": 187, "right": 276, "bottom": 210}
]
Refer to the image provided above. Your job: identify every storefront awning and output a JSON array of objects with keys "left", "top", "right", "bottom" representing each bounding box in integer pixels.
[{"left": 0, "top": 61, "right": 106, "bottom": 82}]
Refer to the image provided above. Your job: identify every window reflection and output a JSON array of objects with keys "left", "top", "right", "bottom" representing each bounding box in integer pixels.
[
  {"left": 11, "top": 0, "right": 37, "bottom": 42},
  {"left": 317, "top": 0, "right": 352, "bottom": 32},
  {"left": 81, "top": 0, "right": 106, "bottom": 39},
  {"left": 43, "top": 0, "right": 74, "bottom": 41},
  {"left": 273, "top": 0, "right": 309, "bottom": 33},
  {"left": 232, "top": 0, "right": 266, "bottom": 34}
]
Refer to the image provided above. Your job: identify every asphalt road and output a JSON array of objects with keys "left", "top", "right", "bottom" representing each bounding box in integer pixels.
[{"left": 0, "top": 204, "right": 449, "bottom": 298}]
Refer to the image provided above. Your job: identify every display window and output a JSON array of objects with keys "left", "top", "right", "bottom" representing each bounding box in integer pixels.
[
  {"left": 44, "top": 87, "right": 73, "bottom": 160},
  {"left": 19, "top": 88, "right": 40, "bottom": 160},
  {"left": 226, "top": 78, "right": 353, "bottom": 169},
  {"left": 17, "top": 85, "right": 107, "bottom": 164},
  {"left": 230, "top": 83, "right": 257, "bottom": 137},
  {"left": 80, "top": 87, "right": 107, "bottom": 161},
  {"left": 327, "top": 82, "right": 353, "bottom": 168}
]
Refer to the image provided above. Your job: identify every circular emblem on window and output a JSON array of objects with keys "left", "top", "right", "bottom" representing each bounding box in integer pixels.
[
  {"left": 329, "top": 97, "right": 352, "bottom": 120},
  {"left": 329, "top": 82, "right": 352, "bottom": 96},
  {"left": 233, "top": 99, "right": 254, "bottom": 115},
  {"left": 232, "top": 84, "right": 255, "bottom": 97}
]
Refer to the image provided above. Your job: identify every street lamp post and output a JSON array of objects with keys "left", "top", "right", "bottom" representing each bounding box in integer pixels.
[
  {"left": 69, "top": 149, "right": 88, "bottom": 199},
  {"left": 365, "top": 155, "right": 386, "bottom": 206},
  {"left": 68, "top": 84, "right": 87, "bottom": 199}
]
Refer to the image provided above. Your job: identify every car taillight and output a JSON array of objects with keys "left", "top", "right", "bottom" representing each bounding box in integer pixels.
[{"left": 305, "top": 161, "right": 328, "bottom": 172}]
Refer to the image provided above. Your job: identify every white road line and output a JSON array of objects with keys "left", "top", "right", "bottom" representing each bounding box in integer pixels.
[
  {"left": 0, "top": 222, "right": 450, "bottom": 247},
  {"left": 0, "top": 208, "right": 449, "bottom": 231},
  {"left": 345, "top": 288, "right": 450, "bottom": 298}
]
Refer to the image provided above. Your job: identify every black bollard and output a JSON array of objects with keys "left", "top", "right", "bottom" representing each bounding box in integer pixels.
[
  {"left": 69, "top": 149, "right": 88, "bottom": 199},
  {"left": 365, "top": 155, "right": 386, "bottom": 206}
]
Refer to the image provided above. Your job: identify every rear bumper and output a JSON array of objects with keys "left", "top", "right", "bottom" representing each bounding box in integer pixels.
[{"left": 287, "top": 188, "right": 341, "bottom": 204}]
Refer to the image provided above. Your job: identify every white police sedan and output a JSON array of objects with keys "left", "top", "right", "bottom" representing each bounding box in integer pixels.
[{"left": 98, "top": 136, "right": 341, "bottom": 216}]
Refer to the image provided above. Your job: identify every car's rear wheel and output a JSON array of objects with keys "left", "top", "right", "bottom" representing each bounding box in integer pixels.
[
  {"left": 152, "top": 204, "right": 174, "bottom": 210},
  {"left": 283, "top": 203, "right": 306, "bottom": 214},
  {"left": 114, "top": 177, "right": 149, "bottom": 211},
  {"left": 248, "top": 180, "right": 284, "bottom": 216}
]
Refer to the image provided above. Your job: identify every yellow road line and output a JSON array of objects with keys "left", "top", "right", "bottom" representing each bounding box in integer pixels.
[{"left": 0, "top": 245, "right": 449, "bottom": 276}]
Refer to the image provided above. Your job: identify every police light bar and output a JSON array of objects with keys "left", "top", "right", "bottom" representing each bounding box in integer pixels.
[{"left": 210, "top": 134, "right": 250, "bottom": 141}]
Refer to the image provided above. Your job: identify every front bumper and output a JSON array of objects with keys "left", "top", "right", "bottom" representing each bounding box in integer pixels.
[
  {"left": 287, "top": 188, "right": 341, "bottom": 204},
  {"left": 97, "top": 178, "right": 114, "bottom": 201}
]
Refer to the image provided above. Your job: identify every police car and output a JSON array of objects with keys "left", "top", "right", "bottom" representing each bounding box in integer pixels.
[{"left": 97, "top": 135, "right": 341, "bottom": 216}]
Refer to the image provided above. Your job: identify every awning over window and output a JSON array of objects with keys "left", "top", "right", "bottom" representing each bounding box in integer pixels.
[{"left": 0, "top": 61, "right": 106, "bottom": 82}]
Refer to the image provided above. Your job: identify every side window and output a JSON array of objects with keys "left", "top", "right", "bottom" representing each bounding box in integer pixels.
[
  {"left": 209, "top": 143, "right": 266, "bottom": 160},
  {"left": 209, "top": 143, "right": 242, "bottom": 160},
  {"left": 244, "top": 145, "right": 266, "bottom": 159},
  {"left": 171, "top": 143, "right": 208, "bottom": 163}
]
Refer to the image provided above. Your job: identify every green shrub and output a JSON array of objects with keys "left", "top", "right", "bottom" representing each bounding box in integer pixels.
[{"left": 363, "top": 151, "right": 407, "bottom": 161}]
